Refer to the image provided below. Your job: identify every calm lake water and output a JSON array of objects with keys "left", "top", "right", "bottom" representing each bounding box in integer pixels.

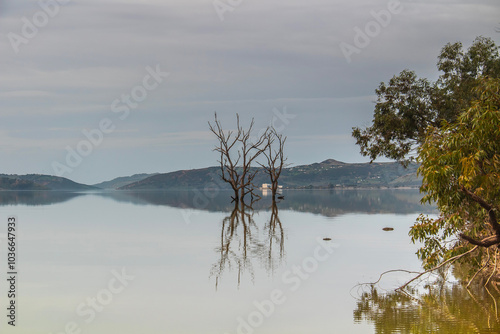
[{"left": 0, "top": 189, "right": 496, "bottom": 333}]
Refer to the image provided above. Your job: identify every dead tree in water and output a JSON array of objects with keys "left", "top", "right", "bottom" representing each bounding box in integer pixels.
[
  {"left": 209, "top": 113, "right": 270, "bottom": 203},
  {"left": 260, "top": 127, "right": 287, "bottom": 200}
]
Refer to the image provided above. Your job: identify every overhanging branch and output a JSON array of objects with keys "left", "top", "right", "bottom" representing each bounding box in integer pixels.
[{"left": 460, "top": 185, "right": 500, "bottom": 234}]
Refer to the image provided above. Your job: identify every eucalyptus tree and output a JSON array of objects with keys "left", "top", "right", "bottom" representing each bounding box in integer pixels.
[
  {"left": 411, "top": 77, "right": 500, "bottom": 275},
  {"left": 352, "top": 37, "right": 500, "bottom": 283},
  {"left": 352, "top": 36, "right": 500, "bottom": 165}
]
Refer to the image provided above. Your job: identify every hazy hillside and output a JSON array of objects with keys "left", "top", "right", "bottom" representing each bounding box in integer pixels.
[
  {"left": 0, "top": 174, "right": 97, "bottom": 191},
  {"left": 93, "top": 173, "right": 159, "bottom": 189},
  {"left": 119, "top": 167, "right": 227, "bottom": 190},
  {"left": 119, "top": 159, "right": 422, "bottom": 190},
  {"left": 0, "top": 177, "right": 48, "bottom": 190},
  {"left": 0, "top": 159, "right": 422, "bottom": 191},
  {"left": 279, "top": 159, "right": 421, "bottom": 188}
]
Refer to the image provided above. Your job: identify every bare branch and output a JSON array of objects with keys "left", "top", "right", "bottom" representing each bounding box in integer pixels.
[
  {"left": 460, "top": 185, "right": 500, "bottom": 234},
  {"left": 352, "top": 246, "right": 480, "bottom": 298},
  {"left": 258, "top": 127, "right": 288, "bottom": 198},
  {"left": 486, "top": 249, "right": 499, "bottom": 286},
  {"left": 467, "top": 249, "right": 491, "bottom": 289},
  {"left": 459, "top": 233, "right": 500, "bottom": 247},
  {"left": 397, "top": 246, "right": 479, "bottom": 291},
  {"left": 209, "top": 113, "right": 271, "bottom": 203}
]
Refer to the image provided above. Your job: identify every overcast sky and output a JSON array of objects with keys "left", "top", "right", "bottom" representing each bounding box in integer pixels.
[{"left": 1, "top": 0, "right": 499, "bottom": 184}]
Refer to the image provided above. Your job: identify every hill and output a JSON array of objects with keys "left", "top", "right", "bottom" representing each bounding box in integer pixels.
[
  {"left": 279, "top": 159, "right": 421, "bottom": 188},
  {"left": 93, "top": 173, "right": 159, "bottom": 189},
  {"left": 119, "top": 159, "right": 422, "bottom": 190},
  {"left": 0, "top": 174, "right": 97, "bottom": 191},
  {"left": 0, "top": 177, "right": 48, "bottom": 190},
  {"left": 119, "top": 167, "right": 226, "bottom": 190}
]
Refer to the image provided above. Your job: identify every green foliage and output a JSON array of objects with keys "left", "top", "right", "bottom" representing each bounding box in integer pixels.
[
  {"left": 352, "top": 70, "right": 434, "bottom": 164},
  {"left": 353, "top": 36, "right": 500, "bottom": 275},
  {"left": 353, "top": 37, "right": 500, "bottom": 165},
  {"left": 410, "top": 77, "right": 500, "bottom": 270}
]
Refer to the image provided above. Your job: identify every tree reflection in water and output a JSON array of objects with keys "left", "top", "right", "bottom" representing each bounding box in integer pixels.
[
  {"left": 354, "top": 279, "right": 500, "bottom": 333},
  {"left": 210, "top": 200, "right": 285, "bottom": 288}
]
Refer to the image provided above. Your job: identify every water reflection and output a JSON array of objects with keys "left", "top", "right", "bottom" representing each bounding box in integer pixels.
[
  {"left": 0, "top": 189, "right": 434, "bottom": 217},
  {"left": 114, "top": 189, "right": 430, "bottom": 216},
  {"left": 354, "top": 281, "right": 500, "bottom": 333},
  {"left": 0, "top": 190, "right": 84, "bottom": 206},
  {"left": 211, "top": 201, "right": 285, "bottom": 288},
  {"left": 0, "top": 188, "right": 437, "bottom": 333}
]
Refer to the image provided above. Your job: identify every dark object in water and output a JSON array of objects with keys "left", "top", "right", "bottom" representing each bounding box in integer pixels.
[
  {"left": 277, "top": 195, "right": 285, "bottom": 200},
  {"left": 382, "top": 227, "right": 394, "bottom": 231},
  {"left": 323, "top": 237, "right": 332, "bottom": 241}
]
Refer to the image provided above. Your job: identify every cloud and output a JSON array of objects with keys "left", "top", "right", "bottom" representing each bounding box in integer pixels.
[
  {"left": 0, "top": 130, "right": 65, "bottom": 152},
  {"left": 1, "top": 0, "right": 498, "bottom": 183}
]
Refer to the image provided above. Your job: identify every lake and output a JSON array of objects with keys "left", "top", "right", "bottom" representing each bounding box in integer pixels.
[{"left": 0, "top": 189, "right": 496, "bottom": 333}]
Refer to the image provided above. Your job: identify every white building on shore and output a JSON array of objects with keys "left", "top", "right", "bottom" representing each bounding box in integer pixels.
[{"left": 261, "top": 183, "right": 283, "bottom": 196}]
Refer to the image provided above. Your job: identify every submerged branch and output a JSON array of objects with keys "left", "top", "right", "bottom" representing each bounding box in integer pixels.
[
  {"left": 486, "top": 249, "right": 499, "bottom": 286},
  {"left": 467, "top": 249, "right": 491, "bottom": 289},
  {"left": 353, "top": 246, "right": 480, "bottom": 297},
  {"left": 397, "top": 246, "right": 479, "bottom": 291}
]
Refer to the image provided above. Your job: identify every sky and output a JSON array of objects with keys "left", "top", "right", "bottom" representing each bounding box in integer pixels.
[{"left": 1, "top": 0, "right": 499, "bottom": 185}]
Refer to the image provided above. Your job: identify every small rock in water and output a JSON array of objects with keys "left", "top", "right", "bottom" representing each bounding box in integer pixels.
[
  {"left": 382, "top": 227, "right": 394, "bottom": 231},
  {"left": 323, "top": 237, "right": 332, "bottom": 241}
]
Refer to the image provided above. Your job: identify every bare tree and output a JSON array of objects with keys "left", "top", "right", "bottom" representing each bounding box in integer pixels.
[
  {"left": 260, "top": 127, "right": 288, "bottom": 200},
  {"left": 208, "top": 113, "right": 270, "bottom": 203}
]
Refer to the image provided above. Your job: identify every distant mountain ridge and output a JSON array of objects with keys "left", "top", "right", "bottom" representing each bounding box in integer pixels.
[
  {"left": 0, "top": 177, "right": 47, "bottom": 190},
  {"left": 0, "top": 174, "right": 97, "bottom": 191},
  {"left": 119, "top": 159, "right": 422, "bottom": 190},
  {"left": 119, "top": 168, "right": 225, "bottom": 190},
  {"left": 93, "top": 173, "right": 159, "bottom": 189},
  {"left": 0, "top": 159, "right": 422, "bottom": 191}
]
